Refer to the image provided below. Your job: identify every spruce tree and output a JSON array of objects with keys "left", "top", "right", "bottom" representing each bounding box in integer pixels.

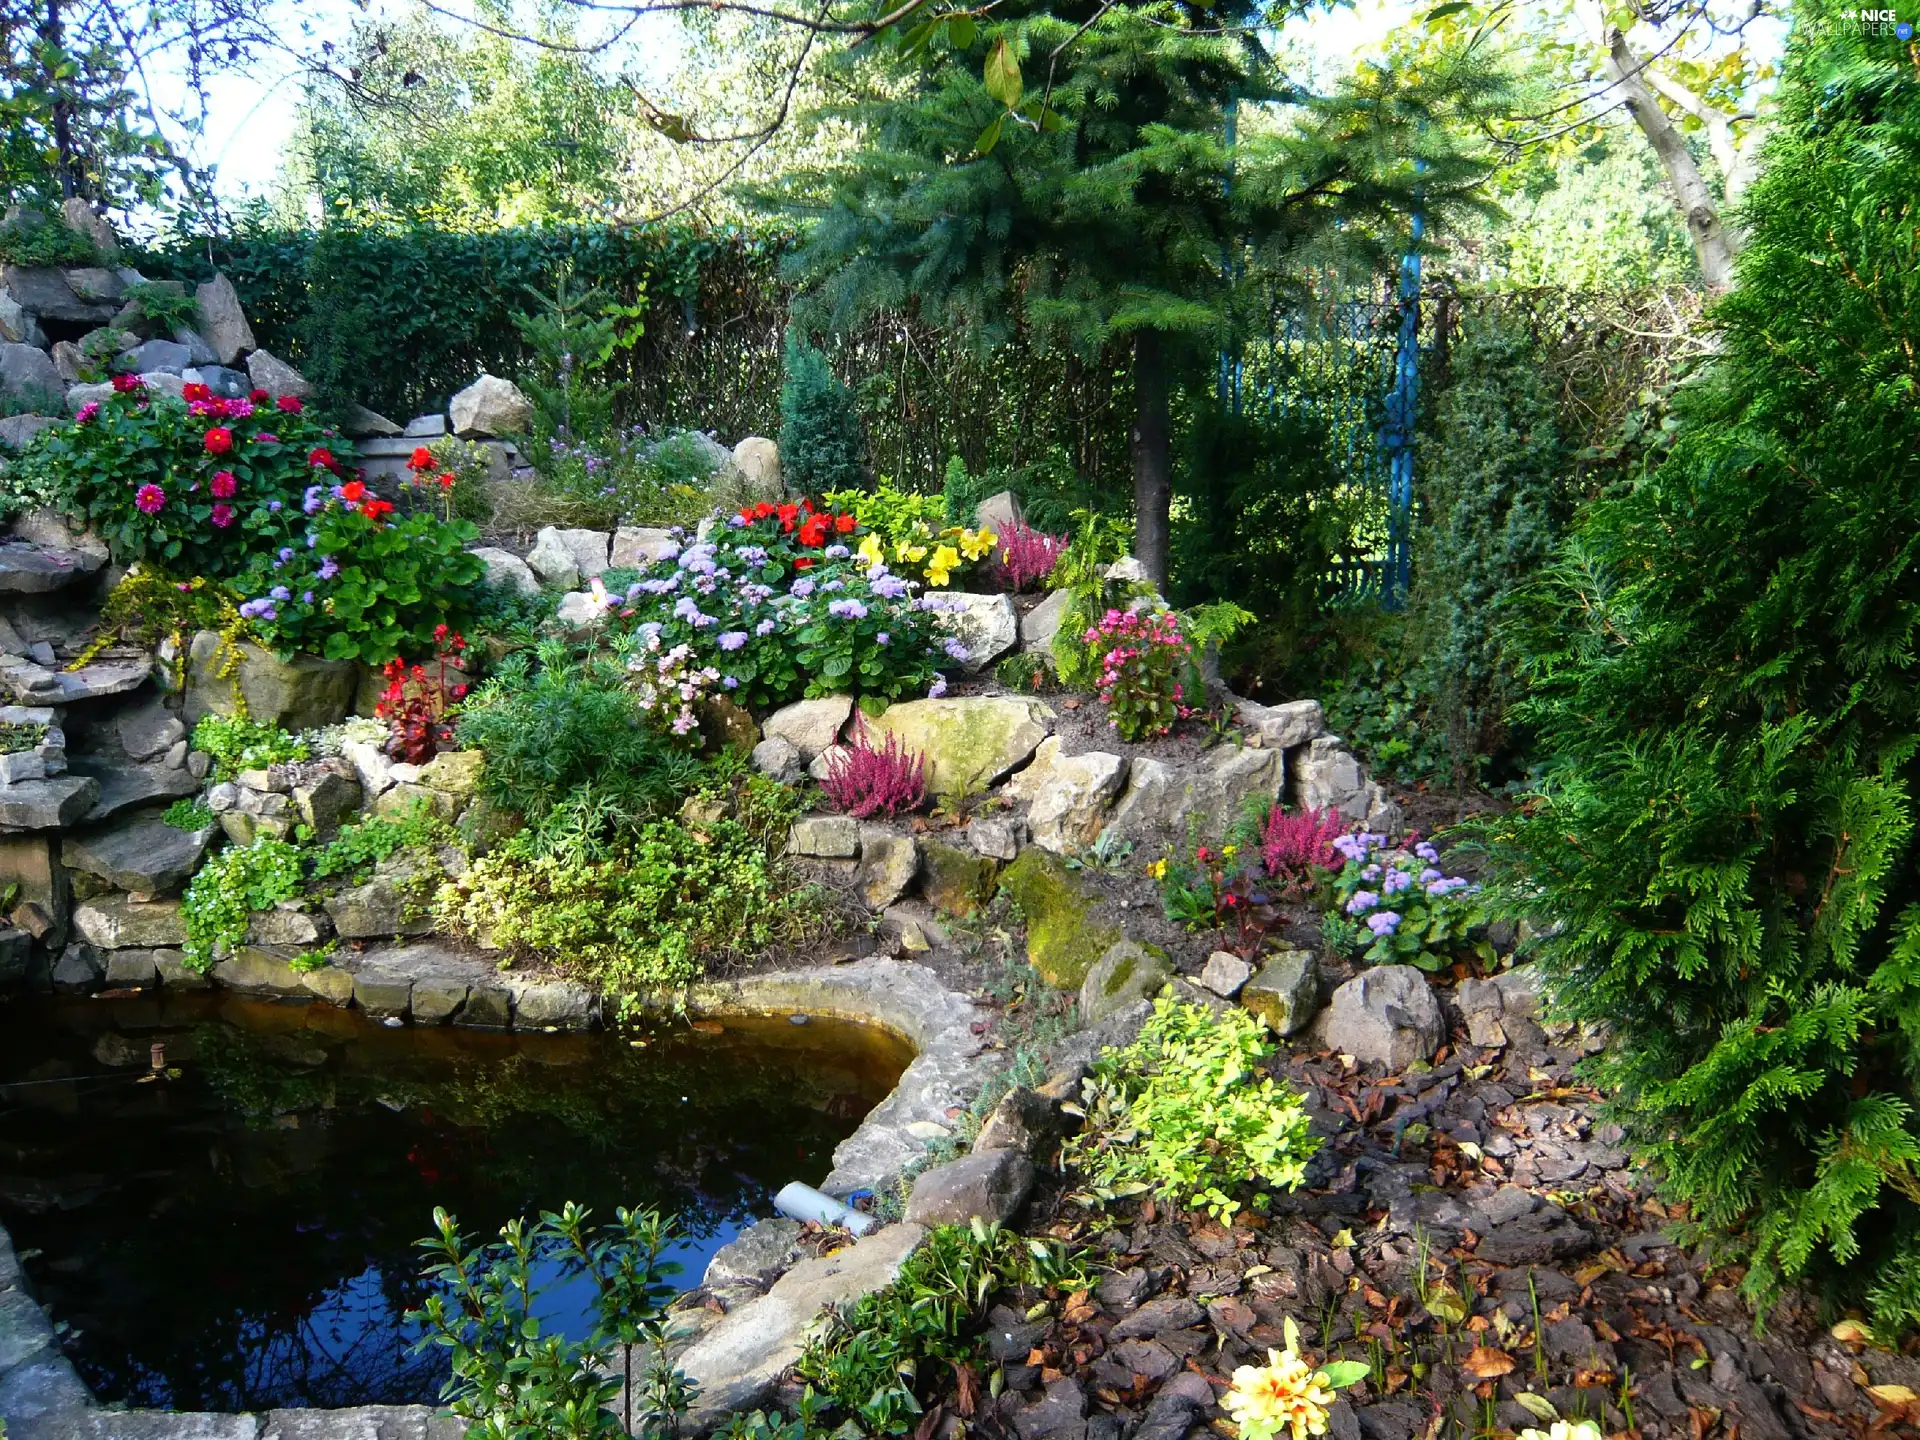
[
  {"left": 779, "top": 335, "right": 867, "bottom": 494},
  {"left": 768, "top": 9, "right": 1501, "bottom": 583},
  {"left": 1486, "top": 4, "right": 1920, "bottom": 1330}
]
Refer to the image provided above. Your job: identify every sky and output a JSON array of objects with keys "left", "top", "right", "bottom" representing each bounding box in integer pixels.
[{"left": 156, "top": 0, "right": 1422, "bottom": 205}]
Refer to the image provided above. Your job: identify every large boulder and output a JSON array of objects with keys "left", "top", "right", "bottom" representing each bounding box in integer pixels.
[
  {"left": 1, "top": 265, "right": 118, "bottom": 324},
  {"left": 0, "top": 775, "right": 97, "bottom": 830},
  {"left": 526, "top": 526, "right": 610, "bottom": 588},
  {"left": 184, "top": 632, "right": 356, "bottom": 731},
  {"left": 1292, "top": 735, "right": 1401, "bottom": 833},
  {"left": 1318, "top": 965, "right": 1443, "bottom": 1071},
  {"left": 611, "top": 526, "right": 681, "bottom": 569},
  {"left": 905, "top": 1148, "right": 1035, "bottom": 1227},
  {"left": 470, "top": 546, "right": 540, "bottom": 596},
  {"left": 0, "top": 342, "right": 61, "bottom": 405},
  {"left": 1104, "top": 747, "right": 1285, "bottom": 846},
  {"left": 451, "top": 373, "right": 533, "bottom": 437},
  {"left": 998, "top": 847, "right": 1121, "bottom": 989},
  {"left": 1006, "top": 737, "right": 1127, "bottom": 854},
  {"left": 929, "top": 592, "right": 1018, "bottom": 673},
  {"left": 62, "top": 811, "right": 214, "bottom": 895},
  {"left": 193, "top": 273, "right": 254, "bottom": 364},
  {"left": 731, "top": 436, "right": 782, "bottom": 499},
  {"left": 918, "top": 839, "right": 998, "bottom": 917},
  {"left": 0, "top": 414, "right": 57, "bottom": 451},
  {"left": 865, "top": 696, "right": 1050, "bottom": 799},
  {"left": 975, "top": 490, "right": 1023, "bottom": 535},
  {"left": 1078, "top": 939, "right": 1173, "bottom": 1024},
  {"left": 763, "top": 696, "right": 852, "bottom": 763},
  {"left": 0, "top": 291, "right": 44, "bottom": 347},
  {"left": 244, "top": 348, "right": 310, "bottom": 401},
  {"left": 61, "top": 197, "right": 118, "bottom": 255},
  {"left": 1020, "top": 589, "right": 1073, "bottom": 655}
]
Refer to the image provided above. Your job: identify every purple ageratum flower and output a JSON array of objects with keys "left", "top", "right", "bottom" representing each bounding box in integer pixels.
[
  {"left": 828, "top": 598, "right": 869, "bottom": 620},
  {"left": 270, "top": 585, "right": 291, "bottom": 601},
  {"left": 755, "top": 618, "right": 777, "bottom": 637},
  {"left": 728, "top": 514, "right": 748, "bottom": 528},
  {"left": 722, "top": 676, "right": 739, "bottom": 689},
  {"left": 791, "top": 578, "right": 816, "bottom": 599},
  {"left": 942, "top": 637, "right": 970, "bottom": 661},
  {"left": 307, "top": 532, "right": 320, "bottom": 548},
  {"left": 1360, "top": 863, "right": 1381, "bottom": 881},
  {"left": 876, "top": 632, "right": 890, "bottom": 646},
  {"left": 928, "top": 674, "right": 949, "bottom": 699},
  {"left": 871, "top": 573, "right": 910, "bottom": 600},
  {"left": 1426, "top": 876, "right": 1471, "bottom": 897},
  {"left": 822, "top": 579, "right": 844, "bottom": 592},
  {"left": 734, "top": 546, "right": 768, "bottom": 566},
  {"left": 303, "top": 485, "right": 324, "bottom": 515},
  {"left": 268, "top": 501, "right": 282, "bottom": 512},
  {"left": 1382, "top": 868, "right": 1413, "bottom": 895},
  {"left": 317, "top": 557, "right": 340, "bottom": 581},
  {"left": 673, "top": 595, "right": 716, "bottom": 628},
  {"left": 636, "top": 622, "right": 664, "bottom": 646},
  {"left": 1419, "top": 867, "right": 1443, "bottom": 883},
  {"left": 1414, "top": 841, "right": 1440, "bottom": 863},
  {"left": 278, "top": 547, "right": 294, "bottom": 562},
  {"left": 1345, "top": 890, "right": 1380, "bottom": 915},
  {"left": 824, "top": 544, "right": 849, "bottom": 559},
  {"left": 1366, "top": 911, "right": 1402, "bottom": 937},
  {"left": 302, "top": 591, "right": 314, "bottom": 604},
  {"left": 717, "top": 630, "right": 749, "bottom": 652}
]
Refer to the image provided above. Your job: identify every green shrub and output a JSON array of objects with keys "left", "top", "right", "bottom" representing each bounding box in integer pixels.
[
  {"left": 1062, "top": 994, "right": 1317, "bottom": 1220},
  {"left": 189, "top": 716, "right": 310, "bottom": 780},
  {"left": 180, "top": 838, "right": 307, "bottom": 971},
  {"left": 121, "top": 281, "right": 201, "bottom": 335},
  {"left": 779, "top": 336, "right": 865, "bottom": 494},
  {"left": 0, "top": 214, "right": 99, "bottom": 267},
  {"left": 1481, "top": 7, "right": 1920, "bottom": 1333}
]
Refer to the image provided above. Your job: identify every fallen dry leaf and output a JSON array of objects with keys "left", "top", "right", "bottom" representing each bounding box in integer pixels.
[
  {"left": 1463, "top": 1346, "right": 1517, "bottom": 1379},
  {"left": 1867, "top": 1385, "right": 1920, "bottom": 1406}
]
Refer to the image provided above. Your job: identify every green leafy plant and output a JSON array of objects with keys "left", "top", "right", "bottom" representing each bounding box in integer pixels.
[
  {"left": 409, "top": 1202, "right": 687, "bottom": 1440},
  {"left": 1047, "top": 510, "right": 1135, "bottom": 690},
  {"left": 1327, "top": 833, "right": 1482, "bottom": 972},
  {"left": 163, "top": 798, "right": 216, "bottom": 831},
  {"left": 121, "top": 281, "right": 202, "bottom": 334},
  {"left": 780, "top": 335, "right": 865, "bottom": 494},
  {"left": 190, "top": 715, "right": 310, "bottom": 780},
  {"left": 1062, "top": 993, "right": 1318, "bottom": 1219},
  {"left": 1087, "top": 608, "right": 1195, "bottom": 740},
  {"left": 180, "top": 837, "right": 307, "bottom": 972},
  {"left": 0, "top": 213, "right": 99, "bottom": 267}
]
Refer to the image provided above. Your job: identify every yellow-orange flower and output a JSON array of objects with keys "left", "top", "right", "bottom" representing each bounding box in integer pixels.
[{"left": 1223, "top": 1348, "right": 1336, "bottom": 1440}]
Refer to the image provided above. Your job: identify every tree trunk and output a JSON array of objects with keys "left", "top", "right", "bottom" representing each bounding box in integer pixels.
[
  {"left": 1129, "top": 330, "right": 1171, "bottom": 587},
  {"left": 1601, "top": 27, "right": 1739, "bottom": 289},
  {"left": 41, "top": 0, "right": 77, "bottom": 199}
]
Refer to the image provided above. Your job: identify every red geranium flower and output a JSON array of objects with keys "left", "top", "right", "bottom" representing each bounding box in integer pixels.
[
  {"left": 834, "top": 513, "right": 858, "bottom": 534},
  {"left": 249, "top": 388, "right": 270, "bottom": 403},
  {"left": 753, "top": 501, "right": 778, "bottom": 520},
  {"left": 362, "top": 498, "right": 394, "bottom": 521},
  {"left": 794, "top": 557, "right": 814, "bottom": 570},
  {"left": 776, "top": 502, "right": 800, "bottom": 533},
  {"left": 408, "top": 446, "right": 434, "bottom": 472},
  {"left": 437, "top": 472, "right": 455, "bottom": 491},
  {"left": 210, "top": 470, "right": 237, "bottom": 499},
  {"left": 276, "top": 395, "right": 303, "bottom": 413},
  {"left": 182, "top": 382, "right": 212, "bottom": 403},
  {"left": 798, "top": 518, "right": 828, "bottom": 547},
  {"left": 203, "top": 427, "right": 233, "bottom": 455},
  {"left": 339, "top": 480, "right": 368, "bottom": 504},
  {"left": 308, "top": 447, "right": 336, "bottom": 469}
]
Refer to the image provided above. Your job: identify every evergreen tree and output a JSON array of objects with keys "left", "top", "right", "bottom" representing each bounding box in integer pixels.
[
  {"left": 1412, "top": 309, "right": 1565, "bottom": 782},
  {"left": 768, "top": 9, "right": 1503, "bottom": 583},
  {"left": 779, "top": 335, "right": 866, "bottom": 494},
  {"left": 1485, "top": 3, "right": 1920, "bottom": 1330}
]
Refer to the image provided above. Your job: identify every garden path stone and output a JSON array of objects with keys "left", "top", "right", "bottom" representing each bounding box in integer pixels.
[
  {"left": 763, "top": 695, "right": 852, "bottom": 762},
  {"left": 193, "top": 273, "right": 254, "bottom": 363},
  {"left": 450, "top": 373, "right": 532, "bottom": 436},
  {"left": 1240, "top": 948, "right": 1320, "bottom": 1035},
  {"left": 678, "top": 1222, "right": 927, "bottom": 1433},
  {"left": 1109, "top": 1296, "right": 1204, "bottom": 1339},
  {"left": 930, "top": 591, "right": 1018, "bottom": 672},
  {"left": 866, "top": 695, "right": 1051, "bottom": 799},
  {"left": 1079, "top": 939, "right": 1173, "bottom": 1024},
  {"left": 62, "top": 810, "right": 212, "bottom": 894},
  {"left": 0, "top": 774, "right": 98, "bottom": 829},
  {"left": 905, "top": 1147, "right": 1036, "bottom": 1226},
  {"left": 1006, "top": 737, "right": 1127, "bottom": 854},
  {"left": 245, "top": 347, "right": 310, "bottom": 400},
  {"left": 469, "top": 546, "right": 539, "bottom": 596},
  {"left": 1316, "top": 964, "right": 1443, "bottom": 1071},
  {"left": 1012, "top": 1377, "right": 1088, "bottom": 1440},
  {"left": 1473, "top": 1204, "right": 1595, "bottom": 1265}
]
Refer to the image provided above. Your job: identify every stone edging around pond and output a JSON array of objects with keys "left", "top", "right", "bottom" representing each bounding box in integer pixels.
[{"left": 0, "top": 959, "right": 997, "bottom": 1438}]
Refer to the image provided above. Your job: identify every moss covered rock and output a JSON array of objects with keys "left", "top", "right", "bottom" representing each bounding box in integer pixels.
[
  {"left": 919, "top": 839, "right": 997, "bottom": 917},
  {"left": 999, "top": 847, "right": 1121, "bottom": 990},
  {"left": 866, "top": 696, "right": 1050, "bottom": 798},
  {"left": 1078, "top": 938, "right": 1173, "bottom": 1023}
]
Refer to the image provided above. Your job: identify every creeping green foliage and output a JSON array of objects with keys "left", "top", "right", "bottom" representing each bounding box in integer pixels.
[
  {"left": 180, "top": 838, "right": 308, "bottom": 972},
  {"left": 779, "top": 336, "right": 865, "bottom": 495},
  {"left": 1480, "top": 5, "right": 1920, "bottom": 1333},
  {"left": 190, "top": 715, "right": 310, "bottom": 780},
  {"left": 163, "top": 799, "right": 216, "bottom": 832},
  {"left": 1063, "top": 994, "right": 1317, "bottom": 1219}
]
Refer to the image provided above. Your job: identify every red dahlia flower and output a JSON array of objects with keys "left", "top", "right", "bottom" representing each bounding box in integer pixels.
[
  {"left": 182, "top": 382, "right": 212, "bottom": 403},
  {"left": 210, "top": 503, "right": 235, "bottom": 528},
  {"left": 308, "top": 447, "right": 336, "bottom": 469},
  {"left": 276, "top": 395, "right": 303, "bottom": 413},
  {"left": 249, "top": 388, "right": 270, "bottom": 403},
  {"left": 210, "top": 470, "right": 237, "bottom": 499},
  {"left": 203, "top": 427, "right": 234, "bottom": 455},
  {"left": 112, "top": 374, "right": 143, "bottom": 394}
]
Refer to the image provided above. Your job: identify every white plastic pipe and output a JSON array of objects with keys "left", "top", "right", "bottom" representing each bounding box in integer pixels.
[{"left": 773, "top": 1180, "right": 878, "bottom": 1236}]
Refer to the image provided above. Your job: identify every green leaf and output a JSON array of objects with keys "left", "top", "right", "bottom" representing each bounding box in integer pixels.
[
  {"left": 972, "top": 114, "right": 1005, "bottom": 157},
  {"left": 1421, "top": 1, "right": 1472, "bottom": 22},
  {"left": 1320, "top": 1361, "right": 1370, "bottom": 1389},
  {"left": 983, "top": 37, "right": 1021, "bottom": 108},
  {"left": 946, "top": 14, "right": 976, "bottom": 49}
]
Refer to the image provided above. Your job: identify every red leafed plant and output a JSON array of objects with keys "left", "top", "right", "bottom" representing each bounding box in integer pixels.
[
  {"left": 822, "top": 723, "right": 928, "bottom": 819},
  {"left": 377, "top": 625, "right": 471, "bottom": 764},
  {"left": 990, "top": 522, "right": 1069, "bottom": 592},
  {"left": 1261, "top": 804, "right": 1344, "bottom": 890}
]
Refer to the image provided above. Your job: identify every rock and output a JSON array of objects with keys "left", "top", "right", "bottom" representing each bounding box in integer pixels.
[
  {"left": 102, "top": 946, "right": 162, "bottom": 988},
  {"left": 403, "top": 413, "right": 448, "bottom": 437},
  {"left": 611, "top": 526, "right": 681, "bottom": 569},
  {"left": 245, "top": 348, "right": 310, "bottom": 401},
  {"left": 1103, "top": 555, "right": 1151, "bottom": 585},
  {"left": 450, "top": 373, "right": 533, "bottom": 436},
  {"left": 353, "top": 965, "right": 415, "bottom": 1019},
  {"left": 2, "top": 264, "right": 117, "bottom": 324},
  {"left": 1240, "top": 949, "right": 1321, "bottom": 1034},
  {"left": 325, "top": 875, "right": 434, "bottom": 940},
  {"left": 967, "top": 816, "right": 1024, "bottom": 860},
  {"left": 1236, "top": 697, "right": 1327, "bottom": 750},
  {"left": 680, "top": 1224, "right": 926, "bottom": 1432},
  {"left": 0, "top": 925, "right": 28, "bottom": 988},
  {"left": 730, "top": 435, "right": 782, "bottom": 494},
  {"left": 999, "top": 848, "right": 1121, "bottom": 989},
  {"left": 470, "top": 546, "right": 540, "bottom": 596},
  {"left": 50, "top": 943, "right": 103, "bottom": 993},
  {"left": 184, "top": 632, "right": 356, "bottom": 730},
  {"left": 340, "top": 403, "right": 401, "bottom": 436},
  {"left": 169, "top": 327, "right": 220, "bottom": 367},
  {"left": 1079, "top": 939, "right": 1173, "bottom": 1024},
  {"left": 193, "top": 274, "right": 254, "bottom": 364},
  {"left": 930, "top": 591, "right": 1019, "bottom": 673},
  {"left": 127, "top": 337, "right": 191, "bottom": 373},
  {"left": 0, "top": 414, "right": 57, "bottom": 451},
  {"left": 505, "top": 975, "right": 597, "bottom": 1030},
  {"left": 1006, "top": 738, "right": 1127, "bottom": 854},
  {"left": 212, "top": 946, "right": 308, "bottom": 997},
  {"left": 1019, "top": 589, "right": 1074, "bottom": 654},
  {"left": 764, "top": 696, "right": 853, "bottom": 763},
  {"left": 788, "top": 815, "right": 860, "bottom": 859},
  {"left": 906, "top": 1147, "right": 1036, "bottom": 1226},
  {"left": 1199, "top": 950, "right": 1255, "bottom": 999},
  {"left": 116, "top": 695, "right": 185, "bottom": 761},
  {"left": 859, "top": 826, "right": 919, "bottom": 910},
  {"left": 866, "top": 696, "right": 1050, "bottom": 799},
  {"left": 1105, "top": 747, "right": 1285, "bottom": 845},
  {"left": 248, "top": 906, "right": 330, "bottom": 947},
  {"left": 0, "top": 289, "right": 42, "bottom": 347},
  {"left": 70, "top": 755, "right": 198, "bottom": 822},
  {"left": 1475, "top": 1204, "right": 1595, "bottom": 1266},
  {"left": 1109, "top": 1296, "right": 1205, "bottom": 1340},
  {"left": 0, "top": 775, "right": 97, "bottom": 829},
  {"left": 705, "top": 1217, "right": 804, "bottom": 1288},
  {"left": 419, "top": 749, "right": 483, "bottom": 798},
  {"left": 0, "top": 835, "right": 68, "bottom": 945},
  {"left": 292, "top": 771, "right": 362, "bottom": 839},
  {"left": 1292, "top": 735, "right": 1401, "bottom": 834},
  {"left": 1013, "top": 1377, "right": 1088, "bottom": 1440},
  {"left": 751, "top": 735, "right": 802, "bottom": 784},
  {"left": 1319, "top": 964, "right": 1444, "bottom": 1071},
  {"left": 1131, "top": 1372, "right": 1216, "bottom": 1440},
  {"left": 526, "top": 525, "right": 610, "bottom": 588},
  {"left": 975, "top": 490, "right": 1024, "bottom": 535},
  {"left": 73, "top": 895, "right": 184, "bottom": 949},
  {"left": 48, "top": 339, "right": 84, "bottom": 382},
  {"left": 0, "top": 343, "right": 61, "bottom": 405},
  {"left": 59, "top": 196, "right": 116, "bottom": 255},
  {"left": 62, "top": 812, "right": 212, "bottom": 895},
  {"left": 918, "top": 839, "right": 998, "bottom": 917}
]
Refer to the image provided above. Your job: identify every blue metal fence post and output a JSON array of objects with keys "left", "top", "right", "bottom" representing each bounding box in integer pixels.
[{"left": 1381, "top": 211, "right": 1423, "bottom": 609}]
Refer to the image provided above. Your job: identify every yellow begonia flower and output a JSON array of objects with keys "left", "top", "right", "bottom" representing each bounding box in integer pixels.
[
  {"left": 925, "top": 543, "right": 961, "bottom": 586},
  {"left": 896, "top": 539, "right": 929, "bottom": 564},
  {"left": 1223, "top": 1348, "right": 1336, "bottom": 1440},
  {"left": 1147, "top": 859, "right": 1168, "bottom": 880},
  {"left": 959, "top": 527, "right": 997, "bottom": 561},
  {"left": 858, "top": 533, "right": 886, "bottom": 568},
  {"left": 1223, "top": 844, "right": 1238, "bottom": 858}
]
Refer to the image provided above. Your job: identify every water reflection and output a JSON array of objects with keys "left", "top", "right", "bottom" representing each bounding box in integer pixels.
[{"left": 0, "top": 992, "right": 910, "bottom": 1411}]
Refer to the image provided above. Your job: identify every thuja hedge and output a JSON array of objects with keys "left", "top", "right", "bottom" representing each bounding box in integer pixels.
[{"left": 1483, "top": 3, "right": 1920, "bottom": 1332}]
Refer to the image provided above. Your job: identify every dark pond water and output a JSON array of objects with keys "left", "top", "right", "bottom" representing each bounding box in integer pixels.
[{"left": 0, "top": 992, "right": 912, "bottom": 1413}]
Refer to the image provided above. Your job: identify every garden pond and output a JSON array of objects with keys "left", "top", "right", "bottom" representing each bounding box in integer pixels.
[{"left": 0, "top": 992, "right": 912, "bottom": 1413}]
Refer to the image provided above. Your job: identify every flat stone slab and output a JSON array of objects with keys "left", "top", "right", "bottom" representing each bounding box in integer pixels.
[
  {"left": 62, "top": 810, "right": 213, "bottom": 893},
  {"left": 0, "top": 774, "right": 97, "bottom": 830},
  {"left": 71, "top": 755, "right": 198, "bottom": 822},
  {"left": 3, "top": 657, "right": 150, "bottom": 706},
  {"left": 0, "top": 539, "right": 106, "bottom": 594},
  {"left": 679, "top": 1222, "right": 926, "bottom": 1433}
]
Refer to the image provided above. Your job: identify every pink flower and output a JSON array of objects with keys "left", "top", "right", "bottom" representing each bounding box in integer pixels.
[
  {"left": 210, "top": 470, "right": 237, "bottom": 499},
  {"left": 276, "top": 395, "right": 303, "bottom": 413},
  {"left": 134, "top": 484, "right": 165, "bottom": 515},
  {"left": 210, "top": 503, "right": 235, "bottom": 528},
  {"left": 75, "top": 402, "right": 99, "bottom": 423}
]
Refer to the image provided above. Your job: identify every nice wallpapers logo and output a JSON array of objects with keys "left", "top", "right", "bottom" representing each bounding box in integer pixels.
[{"left": 1840, "top": 7, "right": 1915, "bottom": 36}]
